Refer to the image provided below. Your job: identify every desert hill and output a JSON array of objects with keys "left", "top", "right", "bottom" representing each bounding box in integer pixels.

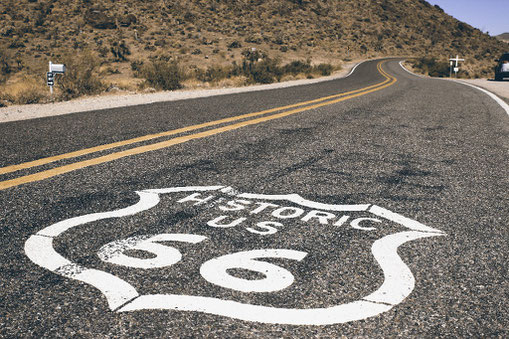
[
  {"left": 0, "top": 0, "right": 507, "bottom": 105},
  {"left": 496, "top": 33, "right": 509, "bottom": 43}
]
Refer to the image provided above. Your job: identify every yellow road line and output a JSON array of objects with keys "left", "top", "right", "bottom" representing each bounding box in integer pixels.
[
  {"left": 0, "top": 62, "right": 396, "bottom": 191},
  {"left": 0, "top": 68, "right": 389, "bottom": 176}
]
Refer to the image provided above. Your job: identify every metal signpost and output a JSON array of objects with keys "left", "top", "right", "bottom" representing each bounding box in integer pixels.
[
  {"left": 449, "top": 55, "right": 464, "bottom": 78},
  {"left": 47, "top": 61, "right": 66, "bottom": 95}
]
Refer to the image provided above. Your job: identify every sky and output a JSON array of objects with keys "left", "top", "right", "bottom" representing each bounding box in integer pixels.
[{"left": 426, "top": 0, "right": 508, "bottom": 36}]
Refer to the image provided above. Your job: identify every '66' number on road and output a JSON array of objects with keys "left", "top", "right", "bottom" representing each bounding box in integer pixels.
[{"left": 97, "top": 233, "right": 308, "bottom": 293}]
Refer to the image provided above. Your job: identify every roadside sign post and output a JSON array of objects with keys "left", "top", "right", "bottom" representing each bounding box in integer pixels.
[
  {"left": 449, "top": 55, "right": 464, "bottom": 78},
  {"left": 46, "top": 72, "right": 54, "bottom": 94},
  {"left": 47, "top": 61, "right": 66, "bottom": 95}
]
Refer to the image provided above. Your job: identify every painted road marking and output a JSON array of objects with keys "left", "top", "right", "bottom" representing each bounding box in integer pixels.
[
  {"left": 0, "top": 63, "right": 388, "bottom": 176},
  {"left": 1, "top": 63, "right": 396, "bottom": 191},
  {"left": 0, "top": 61, "right": 383, "bottom": 177},
  {"left": 25, "top": 185, "right": 444, "bottom": 325}
]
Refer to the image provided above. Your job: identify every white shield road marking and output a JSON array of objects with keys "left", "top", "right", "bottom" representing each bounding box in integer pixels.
[{"left": 25, "top": 185, "right": 445, "bottom": 325}]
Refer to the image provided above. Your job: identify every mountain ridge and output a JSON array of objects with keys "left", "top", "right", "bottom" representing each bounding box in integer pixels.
[{"left": 496, "top": 33, "right": 509, "bottom": 43}]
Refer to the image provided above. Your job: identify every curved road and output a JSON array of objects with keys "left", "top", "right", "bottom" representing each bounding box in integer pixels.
[{"left": 1, "top": 59, "right": 508, "bottom": 337}]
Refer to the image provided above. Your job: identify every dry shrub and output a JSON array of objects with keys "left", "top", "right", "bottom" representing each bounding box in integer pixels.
[
  {"left": 0, "top": 48, "right": 12, "bottom": 84},
  {"left": 192, "top": 51, "right": 336, "bottom": 85},
  {"left": 196, "top": 65, "right": 231, "bottom": 83},
  {"left": 57, "top": 51, "right": 105, "bottom": 100},
  {"left": 0, "top": 77, "right": 48, "bottom": 105},
  {"left": 141, "top": 59, "right": 182, "bottom": 91},
  {"left": 0, "top": 92, "right": 12, "bottom": 107},
  {"left": 282, "top": 60, "right": 312, "bottom": 75},
  {"left": 15, "top": 85, "right": 46, "bottom": 104},
  {"left": 410, "top": 57, "right": 450, "bottom": 77},
  {"left": 314, "top": 63, "right": 334, "bottom": 76}
]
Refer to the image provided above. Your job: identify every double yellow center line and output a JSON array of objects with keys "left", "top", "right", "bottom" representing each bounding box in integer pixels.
[{"left": 0, "top": 61, "right": 396, "bottom": 191}]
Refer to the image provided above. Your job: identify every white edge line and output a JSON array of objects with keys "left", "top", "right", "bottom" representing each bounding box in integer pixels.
[
  {"left": 398, "top": 61, "right": 427, "bottom": 79},
  {"left": 452, "top": 80, "right": 509, "bottom": 117},
  {"left": 345, "top": 60, "right": 365, "bottom": 78},
  {"left": 399, "top": 61, "right": 509, "bottom": 117}
]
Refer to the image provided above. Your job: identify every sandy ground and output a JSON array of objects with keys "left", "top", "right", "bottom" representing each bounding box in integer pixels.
[{"left": 0, "top": 61, "right": 361, "bottom": 123}]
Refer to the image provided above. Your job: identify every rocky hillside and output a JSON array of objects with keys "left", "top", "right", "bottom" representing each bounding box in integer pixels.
[{"left": 1, "top": 0, "right": 507, "bottom": 104}]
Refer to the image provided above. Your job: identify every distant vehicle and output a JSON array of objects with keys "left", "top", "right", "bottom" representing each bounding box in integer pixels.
[{"left": 494, "top": 53, "right": 509, "bottom": 81}]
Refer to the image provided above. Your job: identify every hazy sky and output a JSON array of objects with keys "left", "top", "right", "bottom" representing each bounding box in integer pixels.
[{"left": 426, "top": 0, "right": 508, "bottom": 36}]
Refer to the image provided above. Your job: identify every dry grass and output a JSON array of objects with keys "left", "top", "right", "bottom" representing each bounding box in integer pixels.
[
  {"left": 0, "top": 75, "right": 48, "bottom": 105},
  {"left": 104, "top": 75, "right": 143, "bottom": 92},
  {"left": 183, "top": 75, "right": 250, "bottom": 89}
]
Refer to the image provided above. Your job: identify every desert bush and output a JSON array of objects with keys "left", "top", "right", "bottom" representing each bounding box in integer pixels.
[
  {"left": 119, "top": 14, "right": 137, "bottom": 27},
  {"left": 130, "top": 60, "right": 144, "bottom": 76},
  {"left": 282, "top": 60, "right": 312, "bottom": 75},
  {"left": 314, "top": 63, "right": 333, "bottom": 76},
  {"left": 239, "top": 55, "right": 282, "bottom": 84},
  {"left": 234, "top": 50, "right": 335, "bottom": 84},
  {"left": 141, "top": 59, "right": 182, "bottom": 91},
  {"left": 412, "top": 57, "right": 449, "bottom": 77},
  {"left": 228, "top": 40, "right": 242, "bottom": 49},
  {"left": 0, "top": 48, "right": 12, "bottom": 83},
  {"left": 241, "top": 48, "right": 267, "bottom": 62},
  {"left": 244, "top": 34, "right": 263, "bottom": 44},
  {"left": 250, "top": 58, "right": 282, "bottom": 83},
  {"left": 9, "top": 39, "right": 25, "bottom": 49},
  {"left": 98, "top": 46, "right": 109, "bottom": 58},
  {"left": 57, "top": 51, "right": 105, "bottom": 100},
  {"left": 197, "top": 65, "right": 230, "bottom": 83},
  {"left": 85, "top": 9, "right": 117, "bottom": 29},
  {"left": 110, "top": 40, "right": 130, "bottom": 61},
  {"left": 0, "top": 92, "right": 14, "bottom": 106}
]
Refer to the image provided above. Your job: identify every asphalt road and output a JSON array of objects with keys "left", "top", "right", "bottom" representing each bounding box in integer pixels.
[{"left": 1, "top": 59, "right": 508, "bottom": 337}]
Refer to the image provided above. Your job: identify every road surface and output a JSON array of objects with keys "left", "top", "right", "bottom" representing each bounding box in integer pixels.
[{"left": 1, "top": 59, "right": 508, "bottom": 337}]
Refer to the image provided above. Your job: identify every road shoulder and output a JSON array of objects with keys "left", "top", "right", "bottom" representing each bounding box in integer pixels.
[
  {"left": 400, "top": 61, "right": 509, "bottom": 115},
  {"left": 454, "top": 78, "right": 509, "bottom": 104}
]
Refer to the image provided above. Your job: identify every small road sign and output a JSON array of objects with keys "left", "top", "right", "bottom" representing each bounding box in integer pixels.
[{"left": 449, "top": 55, "right": 465, "bottom": 78}]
